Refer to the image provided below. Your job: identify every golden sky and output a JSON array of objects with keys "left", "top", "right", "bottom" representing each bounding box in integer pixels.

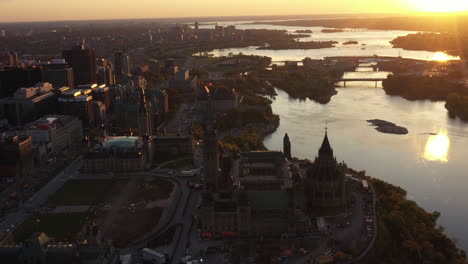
[{"left": 0, "top": 0, "right": 467, "bottom": 22}]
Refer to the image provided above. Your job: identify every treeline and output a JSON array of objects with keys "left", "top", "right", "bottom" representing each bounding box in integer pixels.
[
  {"left": 254, "top": 15, "right": 468, "bottom": 34},
  {"left": 363, "top": 178, "right": 467, "bottom": 264},
  {"left": 269, "top": 67, "right": 336, "bottom": 103},
  {"left": 382, "top": 74, "right": 467, "bottom": 101},
  {"left": 390, "top": 33, "right": 465, "bottom": 54},
  {"left": 215, "top": 108, "right": 279, "bottom": 132},
  {"left": 446, "top": 93, "right": 468, "bottom": 121}
]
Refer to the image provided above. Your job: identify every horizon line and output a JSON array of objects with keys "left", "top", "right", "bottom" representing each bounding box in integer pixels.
[{"left": 1, "top": 11, "right": 467, "bottom": 25}]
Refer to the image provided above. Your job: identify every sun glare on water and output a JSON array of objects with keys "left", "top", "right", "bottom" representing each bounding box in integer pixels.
[
  {"left": 431, "top": 52, "right": 451, "bottom": 62},
  {"left": 412, "top": 0, "right": 468, "bottom": 12},
  {"left": 424, "top": 130, "right": 450, "bottom": 162}
]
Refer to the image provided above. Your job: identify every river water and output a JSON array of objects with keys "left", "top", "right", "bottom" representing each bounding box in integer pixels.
[{"left": 202, "top": 21, "right": 468, "bottom": 250}]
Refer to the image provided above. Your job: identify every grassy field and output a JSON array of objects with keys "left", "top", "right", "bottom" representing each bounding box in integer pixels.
[
  {"left": 48, "top": 179, "right": 114, "bottom": 206},
  {"left": 14, "top": 213, "right": 87, "bottom": 242}
]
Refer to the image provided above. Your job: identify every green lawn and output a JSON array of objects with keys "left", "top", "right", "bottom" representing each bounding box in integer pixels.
[
  {"left": 14, "top": 213, "right": 87, "bottom": 242},
  {"left": 48, "top": 179, "right": 113, "bottom": 206}
]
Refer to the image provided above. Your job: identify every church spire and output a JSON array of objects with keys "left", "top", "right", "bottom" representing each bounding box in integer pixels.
[
  {"left": 318, "top": 129, "right": 333, "bottom": 157},
  {"left": 283, "top": 133, "right": 291, "bottom": 159}
]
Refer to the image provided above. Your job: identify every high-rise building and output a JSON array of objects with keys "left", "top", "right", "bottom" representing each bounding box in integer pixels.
[
  {"left": 58, "top": 88, "right": 95, "bottom": 126},
  {"left": 78, "top": 84, "right": 111, "bottom": 111},
  {"left": 113, "top": 51, "right": 130, "bottom": 83},
  {"left": 194, "top": 22, "right": 199, "bottom": 31},
  {"left": 62, "top": 45, "right": 97, "bottom": 86},
  {"left": 97, "top": 66, "right": 115, "bottom": 86},
  {"left": 24, "top": 115, "right": 83, "bottom": 155},
  {"left": 0, "top": 135, "right": 33, "bottom": 182},
  {"left": 0, "top": 29, "right": 5, "bottom": 38},
  {"left": 0, "top": 67, "right": 43, "bottom": 99},
  {"left": 0, "top": 82, "right": 57, "bottom": 126},
  {"left": 42, "top": 59, "right": 75, "bottom": 89}
]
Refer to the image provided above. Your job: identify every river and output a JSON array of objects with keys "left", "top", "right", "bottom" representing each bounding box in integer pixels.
[{"left": 202, "top": 21, "right": 468, "bottom": 250}]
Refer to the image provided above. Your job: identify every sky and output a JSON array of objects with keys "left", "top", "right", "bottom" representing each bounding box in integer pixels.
[{"left": 0, "top": 0, "right": 467, "bottom": 23}]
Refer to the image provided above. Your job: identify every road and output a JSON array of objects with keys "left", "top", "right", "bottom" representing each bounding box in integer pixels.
[{"left": 0, "top": 157, "right": 82, "bottom": 234}]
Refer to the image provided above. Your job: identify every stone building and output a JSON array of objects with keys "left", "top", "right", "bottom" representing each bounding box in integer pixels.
[
  {"left": 198, "top": 189, "right": 311, "bottom": 238},
  {"left": 81, "top": 136, "right": 145, "bottom": 173},
  {"left": 306, "top": 131, "right": 347, "bottom": 209},
  {"left": 233, "top": 151, "right": 292, "bottom": 190}
]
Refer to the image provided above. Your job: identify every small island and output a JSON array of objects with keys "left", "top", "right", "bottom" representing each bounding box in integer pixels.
[
  {"left": 322, "top": 28, "right": 345, "bottom": 33},
  {"left": 258, "top": 40, "right": 338, "bottom": 50},
  {"left": 343, "top": 40, "right": 359, "bottom": 45},
  {"left": 367, "top": 119, "right": 409, "bottom": 135},
  {"left": 295, "top": 29, "right": 313, "bottom": 33}
]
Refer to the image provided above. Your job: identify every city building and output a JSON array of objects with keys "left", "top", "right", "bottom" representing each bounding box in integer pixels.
[
  {"left": 0, "top": 232, "right": 121, "bottom": 264},
  {"left": 305, "top": 131, "right": 348, "bottom": 209},
  {"left": 0, "top": 67, "right": 43, "bottom": 99},
  {"left": 168, "top": 70, "right": 198, "bottom": 94},
  {"left": 41, "top": 59, "right": 75, "bottom": 89},
  {"left": 62, "top": 45, "right": 97, "bottom": 86},
  {"left": 233, "top": 151, "right": 292, "bottom": 190},
  {"left": 114, "top": 51, "right": 130, "bottom": 83},
  {"left": 199, "top": 86, "right": 239, "bottom": 113},
  {"left": 82, "top": 136, "right": 145, "bottom": 173},
  {"left": 58, "top": 88, "right": 95, "bottom": 126},
  {"left": 24, "top": 115, "right": 83, "bottom": 155},
  {"left": 78, "top": 84, "right": 111, "bottom": 111},
  {"left": 146, "top": 59, "right": 160, "bottom": 74},
  {"left": 93, "top": 101, "right": 107, "bottom": 123},
  {"left": 97, "top": 65, "right": 115, "bottom": 86},
  {"left": 197, "top": 189, "right": 311, "bottom": 238},
  {"left": 0, "top": 135, "right": 33, "bottom": 182},
  {"left": 0, "top": 82, "right": 57, "bottom": 126},
  {"left": 153, "top": 135, "right": 194, "bottom": 156}
]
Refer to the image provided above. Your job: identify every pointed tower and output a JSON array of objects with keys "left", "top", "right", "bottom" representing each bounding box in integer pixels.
[
  {"left": 306, "top": 130, "right": 347, "bottom": 209},
  {"left": 203, "top": 86, "right": 220, "bottom": 190},
  {"left": 283, "top": 133, "right": 291, "bottom": 159}
]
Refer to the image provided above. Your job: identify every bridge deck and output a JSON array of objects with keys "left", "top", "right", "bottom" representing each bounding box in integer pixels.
[{"left": 335, "top": 78, "right": 387, "bottom": 82}]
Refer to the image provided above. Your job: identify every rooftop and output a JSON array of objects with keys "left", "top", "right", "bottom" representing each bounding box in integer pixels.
[{"left": 102, "top": 136, "right": 141, "bottom": 148}]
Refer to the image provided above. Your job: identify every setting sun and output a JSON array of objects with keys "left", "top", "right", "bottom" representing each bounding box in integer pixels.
[{"left": 412, "top": 0, "right": 468, "bottom": 12}]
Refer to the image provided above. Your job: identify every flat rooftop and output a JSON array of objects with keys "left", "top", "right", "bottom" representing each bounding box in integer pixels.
[{"left": 102, "top": 136, "right": 141, "bottom": 148}]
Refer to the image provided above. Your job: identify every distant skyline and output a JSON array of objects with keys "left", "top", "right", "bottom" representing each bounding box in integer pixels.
[{"left": 1, "top": 0, "right": 468, "bottom": 23}]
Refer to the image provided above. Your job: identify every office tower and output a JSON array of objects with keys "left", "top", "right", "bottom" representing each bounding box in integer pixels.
[
  {"left": 114, "top": 51, "right": 130, "bottom": 83},
  {"left": 0, "top": 67, "right": 43, "bottom": 99},
  {"left": 42, "top": 59, "right": 75, "bottom": 89},
  {"left": 58, "top": 88, "right": 95, "bottom": 126},
  {"left": 0, "top": 82, "right": 57, "bottom": 126},
  {"left": 62, "top": 45, "right": 97, "bottom": 86},
  {"left": 25, "top": 115, "right": 83, "bottom": 155},
  {"left": 194, "top": 22, "right": 199, "bottom": 31},
  {"left": 0, "top": 135, "right": 33, "bottom": 182},
  {"left": 78, "top": 84, "right": 111, "bottom": 111}
]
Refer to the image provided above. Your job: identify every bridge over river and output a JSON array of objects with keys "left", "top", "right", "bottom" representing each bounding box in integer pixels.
[{"left": 335, "top": 77, "right": 387, "bottom": 87}]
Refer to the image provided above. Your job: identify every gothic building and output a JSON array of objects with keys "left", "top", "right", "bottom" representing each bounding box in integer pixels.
[
  {"left": 203, "top": 88, "right": 220, "bottom": 190},
  {"left": 306, "top": 131, "right": 347, "bottom": 209}
]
